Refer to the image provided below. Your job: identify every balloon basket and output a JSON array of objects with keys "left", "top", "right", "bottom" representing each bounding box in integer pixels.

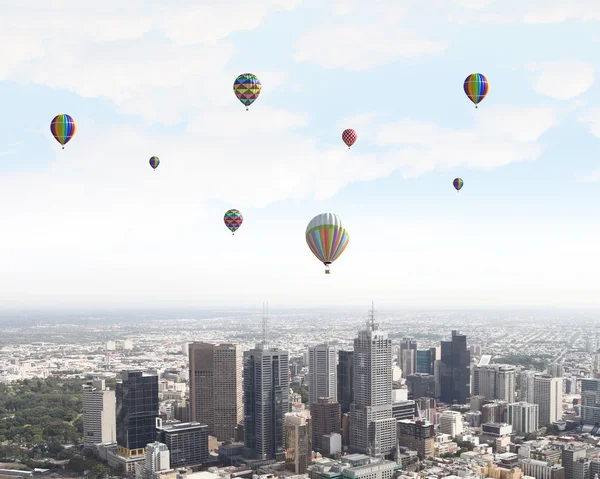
[{"left": 325, "top": 270, "right": 331, "bottom": 274}]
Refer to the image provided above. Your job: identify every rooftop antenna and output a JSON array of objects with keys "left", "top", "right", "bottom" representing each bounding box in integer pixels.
[
  {"left": 262, "top": 302, "right": 269, "bottom": 348},
  {"left": 367, "top": 300, "right": 379, "bottom": 331}
]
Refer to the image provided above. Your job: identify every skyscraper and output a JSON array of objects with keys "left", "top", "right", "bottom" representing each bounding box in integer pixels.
[
  {"left": 337, "top": 350, "right": 354, "bottom": 417},
  {"left": 520, "top": 370, "right": 538, "bottom": 402},
  {"left": 116, "top": 370, "right": 159, "bottom": 456},
  {"left": 285, "top": 411, "right": 312, "bottom": 474},
  {"left": 308, "top": 343, "right": 337, "bottom": 406},
  {"left": 507, "top": 402, "right": 539, "bottom": 433},
  {"left": 349, "top": 303, "right": 396, "bottom": 456},
  {"left": 243, "top": 308, "right": 289, "bottom": 461},
  {"left": 533, "top": 375, "right": 562, "bottom": 426},
  {"left": 547, "top": 363, "right": 565, "bottom": 378},
  {"left": 439, "top": 330, "right": 471, "bottom": 404},
  {"left": 155, "top": 418, "right": 209, "bottom": 467},
  {"left": 415, "top": 348, "right": 437, "bottom": 375},
  {"left": 399, "top": 338, "right": 417, "bottom": 378},
  {"left": 472, "top": 365, "right": 516, "bottom": 403},
  {"left": 311, "top": 397, "right": 341, "bottom": 454},
  {"left": 82, "top": 379, "right": 116, "bottom": 448},
  {"left": 580, "top": 378, "right": 600, "bottom": 426},
  {"left": 188, "top": 342, "right": 243, "bottom": 441}
]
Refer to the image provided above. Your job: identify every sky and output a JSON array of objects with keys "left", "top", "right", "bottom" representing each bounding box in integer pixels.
[{"left": 1, "top": 0, "right": 600, "bottom": 310}]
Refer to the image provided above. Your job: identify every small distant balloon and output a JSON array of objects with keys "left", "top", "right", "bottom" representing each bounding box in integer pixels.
[
  {"left": 342, "top": 129, "right": 357, "bottom": 149},
  {"left": 149, "top": 156, "right": 160, "bottom": 171},
  {"left": 453, "top": 178, "right": 464, "bottom": 192},
  {"left": 50, "top": 114, "right": 76, "bottom": 149},
  {"left": 306, "top": 213, "right": 350, "bottom": 274},
  {"left": 224, "top": 209, "right": 243, "bottom": 235},
  {"left": 464, "top": 73, "right": 489, "bottom": 108},
  {"left": 233, "top": 73, "right": 261, "bottom": 111}
]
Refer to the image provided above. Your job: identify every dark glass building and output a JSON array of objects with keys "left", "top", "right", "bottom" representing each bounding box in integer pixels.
[
  {"left": 439, "top": 330, "right": 471, "bottom": 404},
  {"left": 416, "top": 348, "right": 437, "bottom": 375},
  {"left": 156, "top": 419, "right": 209, "bottom": 467},
  {"left": 407, "top": 373, "right": 436, "bottom": 399},
  {"left": 337, "top": 350, "right": 354, "bottom": 418},
  {"left": 116, "top": 370, "right": 159, "bottom": 456},
  {"left": 243, "top": 345, "right": 289, "bottom": 461}
]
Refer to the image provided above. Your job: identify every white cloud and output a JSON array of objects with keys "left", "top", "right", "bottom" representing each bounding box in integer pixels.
[
  {"left": 578, "top": 108, "right": 600, "bottom": 137},
  {"left": 373, "top": 105, "right": 559, "bottom": 177},
  {"left": 453, "top": 0, "right": 496, "bottom": 8},
  {"left": 331, "top": 0, "right": 357, "bottom": 15},
  {"left": 528, "top": 61, "right": 596, "bottom": 100},
  {"left": 578, "top": 171, "right": 600, "bottom": 182},
  {"left": 449, "top": 0, "right": 600, "bottom": 24},
  {"left": 0, "top": 1, "right": 303, "bottom": 123},
  {"left": 523, "top": 3, "right": 600, "bottom": 24},
  {"left": 294, "top": 24, "right": 447, "bottom": 70}
]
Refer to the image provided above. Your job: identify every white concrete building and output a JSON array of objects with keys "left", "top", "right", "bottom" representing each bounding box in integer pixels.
[
  {"left": 440, "top": 410, "right": 464, "bottom": 437},
  {"left": 507, "top": 402, "right": 539, "bottom": 433},
  {"left": 82, "top": 379, "right": 116, "bottom": 448}
]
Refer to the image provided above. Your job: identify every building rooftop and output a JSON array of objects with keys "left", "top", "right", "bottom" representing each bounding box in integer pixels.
[{"left": 157, "top": 421, "right": 207, "bottom": 432}]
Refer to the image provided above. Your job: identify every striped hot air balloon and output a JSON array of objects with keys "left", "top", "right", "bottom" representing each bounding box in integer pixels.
[
  {"left": 50, "top": 114, "right": 76, "bottom": 149},
  {"left": 149, "top": 156, "right": 160, "bottom": 171},
  {"left": 464, "top": 73, "right": 489, "bottom": 108},
  {"left": 306, "top": 213, "right": 349, "bottom": 274},
  {"left": 453, "top": 178, "right": 464, "bottom": 192}
]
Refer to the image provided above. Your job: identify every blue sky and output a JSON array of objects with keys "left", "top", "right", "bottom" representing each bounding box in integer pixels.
[{"left": 1, "top": 0, "right": 600, "bottom": 309}]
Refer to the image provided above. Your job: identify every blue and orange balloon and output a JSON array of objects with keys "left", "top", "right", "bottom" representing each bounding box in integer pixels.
[
  {"left": 453, "top": 178, "right": 464, "bottom": 192},
  {"left": 306, "top": 213, "right": 349, "bottom": 274},
  {"left": 464, "top": 73, "right": 489, "bottom": 108},
  {"left": 149, "top": 156, "right": 160, "bottom": 171},
  {"left": 50, "top": 114, "right": 76, "bottom": 149}
]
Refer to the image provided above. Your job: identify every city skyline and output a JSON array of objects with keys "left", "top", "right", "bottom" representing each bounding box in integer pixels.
[{"left": 1, "top": 1, "right": 600, "bottom": 308}]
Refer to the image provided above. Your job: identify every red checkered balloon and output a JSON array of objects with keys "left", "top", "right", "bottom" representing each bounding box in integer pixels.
[{"left": 342, "top": 129, "right": 357, "bottom": 148}]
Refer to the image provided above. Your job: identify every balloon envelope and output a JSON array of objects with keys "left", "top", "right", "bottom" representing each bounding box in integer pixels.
[
  {"left": 149, "top": 156, "right": 160, "bottom": 170},
  {"left": 342, "top": 129, "right": 357, "bottom": 148},
  {"left": 306, "top": 213, "right": 349, "bottom": 273},
  {"left": 50, "top": 114, "right": 76, "bottom": 147},
  {"left": 233, "top": 73, "right": 261, "bottom": 109},
  {"left": 453, "top": 178, "right": 464, "bottom": 191},
  {"left": 224, "top": 209, "right": 243, "bottom": 234},
  {"left": 464, "top": 73, "right": 489, "bottom": 107}
]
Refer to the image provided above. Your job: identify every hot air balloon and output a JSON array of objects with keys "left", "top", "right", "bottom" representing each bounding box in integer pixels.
[
  {"left": 224, "top": 209, "right": 243, "bottom": 235},
  {"left": 50, "top": 114, "right": 76, "bottom": 149},
  {"left": 233, "top": 73, "right": 261, "bottom": 111},
  {"left": 306, "top": 213, "right": 349, "bottom": 274},
  {"left": 149, "top": 156, "right": 160, "bottom": 171},
  {"left": 464, "top": 73, "right": 489, "bottom": 108},
  {"left": 453, "top": 178, "right": 464, "bottom": 192},
  {"left": 342, "top": 129, "right": 357, "bottom": 149}
]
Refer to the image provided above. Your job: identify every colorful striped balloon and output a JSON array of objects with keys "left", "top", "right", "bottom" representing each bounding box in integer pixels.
[
  {"left": 149, "top": 156, "right": 160, "bottom": 171},
  {"left": 463, "top": 73, "right": 489, "bottom": 108},
  {"left": 306, "top": 213, "right": 350, "bottom": 274},
  {"left": 233, "top": 73, "right": 261, "bottom": 111},
  {"left": 224, "top": 209, "right": 243, "bottom": 235},
  {"left": 342, "top": 129, "right": 357, "bottom": 149},
  {"left": 50, "top": 114, "right": 76, "bottom": 149},
  {"left": 453, "top": 177, "right": 464, "bottom": 192}
]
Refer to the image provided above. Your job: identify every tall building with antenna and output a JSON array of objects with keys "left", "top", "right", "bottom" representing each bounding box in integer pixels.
[
  {"left": 243, "top": 303, "right": 290, "bottom": 461},
  {"left": 349, "top": 302, "right": 396, "bottom": 457}
]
